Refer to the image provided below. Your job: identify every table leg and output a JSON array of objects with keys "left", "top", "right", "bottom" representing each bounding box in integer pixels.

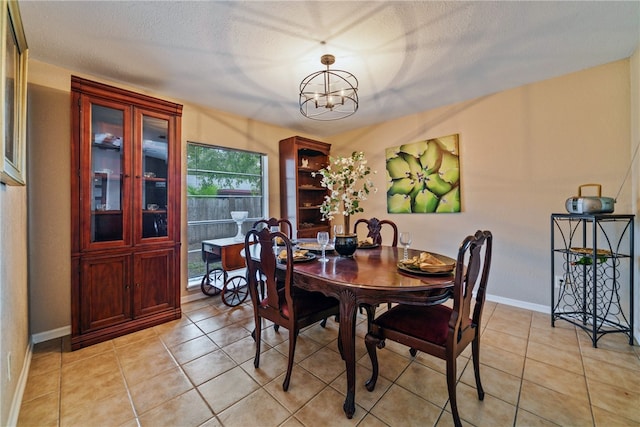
[{"left": 338, "top": 289, "right": 358, "bottom": 419}]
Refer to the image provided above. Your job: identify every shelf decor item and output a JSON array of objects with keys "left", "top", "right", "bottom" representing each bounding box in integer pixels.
[
  {"left": 314, "top": 151, "right": 376, "bottom": 256},
  {"left": 231, "top": 210, "right": 249, "bottom": 241}
]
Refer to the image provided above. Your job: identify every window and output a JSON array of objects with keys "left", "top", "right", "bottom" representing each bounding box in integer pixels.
[
  {"left": 1, "top": 0, "right": 28, "bottom": 185},
  {"left": 186, "top": 143, "right": 268, "bottom": 286}
]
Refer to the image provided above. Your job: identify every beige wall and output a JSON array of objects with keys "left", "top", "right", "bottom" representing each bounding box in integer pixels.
[
  {"left": 0, "top": 185, "right": 28, "bottom": 425},
  {"left": 23, "top": 58, "right": 635, "bottom": 339},
  {"left": 631, "top": 45, "right": 639, "bottom": 341},
  {"left": 329, "top": 59, "right": 632, "bottom": 308},
  {"left": 26, "top": 70, "right": 72, "bottom": 336}
]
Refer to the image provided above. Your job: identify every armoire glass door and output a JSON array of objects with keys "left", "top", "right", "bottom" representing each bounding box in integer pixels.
[
  {"left": 90, "top": 103, "right": 126, "bottom": 243},
  {"left": 140, "top": 114, "right": 169, "bottom": 239}
]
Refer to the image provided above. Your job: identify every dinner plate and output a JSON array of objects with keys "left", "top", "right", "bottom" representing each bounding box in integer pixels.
[
  {"left": 397, "top": 263, "right": 454, "bottom": 276},
  {"left": 358, "top": 242, "right": 380, "bottom": 249},
  {"left": 274, "top": 239, "right": 297, "bottom": 247},
  {"left": 397, "top": 252, "right": 456, "bottom": 275},
  {"left": 296, "top": 242, "right": 335, "bottom": 252},
  {"left": 280, "top": 253, "right": 316, "bottom": 263}
]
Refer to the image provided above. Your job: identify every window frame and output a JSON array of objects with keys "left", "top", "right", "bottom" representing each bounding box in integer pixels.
[
  {"left": 186, "top": 142, "right": 269, "bottom": 287},
  {"left": 0, "top": 0, "right": 28, "bottom": 186}
]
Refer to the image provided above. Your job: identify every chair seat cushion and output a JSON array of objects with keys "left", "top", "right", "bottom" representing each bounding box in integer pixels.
[
  {"left": 374, "top": 304, "right": 455, "bottom": 345},
  {"left": 260, "top": 289, "right": 337, "bottom": 318}
]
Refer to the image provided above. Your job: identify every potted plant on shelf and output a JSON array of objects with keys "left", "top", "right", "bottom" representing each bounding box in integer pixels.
[{"left": 313, "top": 151, "right": 376, "bottom": 256}]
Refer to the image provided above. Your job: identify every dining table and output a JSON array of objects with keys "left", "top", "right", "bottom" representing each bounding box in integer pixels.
[{"left": 287, "top": 244, "right": 456, "bottom": 418}]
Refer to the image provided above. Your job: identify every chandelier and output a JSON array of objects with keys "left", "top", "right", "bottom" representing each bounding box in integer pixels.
[{"left": 299, "top": 54, "right": 359, "bottom": 121}]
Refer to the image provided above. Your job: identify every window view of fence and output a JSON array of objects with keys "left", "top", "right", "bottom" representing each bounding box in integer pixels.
[{"left": 186, "top": 143, "right": 267, "bottom": 282}]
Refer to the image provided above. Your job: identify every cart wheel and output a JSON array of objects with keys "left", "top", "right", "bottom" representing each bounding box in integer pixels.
[
  {"left": 201, "top": 268, "right": 226, "bottom": 296},
  {"left": 222, "top": 275, "right": 249, "bottom": 306}
]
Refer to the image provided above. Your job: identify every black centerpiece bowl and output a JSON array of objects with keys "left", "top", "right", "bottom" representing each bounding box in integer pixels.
[{"left": 334, "top": 234, "right": 358, "bottom": 257}]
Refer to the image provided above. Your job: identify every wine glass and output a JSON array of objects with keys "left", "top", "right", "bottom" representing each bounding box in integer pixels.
[
  {"left": 317, "top": 231, "right": 330, "bottom": 262},
  {"left": 270, "top": 225, "right": 280, "bottom": 254},
  {"left": 399, "top": 232, "right": 412, "bottom": 260},
  {"left": 332, "top": 224, "right": 344, "bottom": 245}
]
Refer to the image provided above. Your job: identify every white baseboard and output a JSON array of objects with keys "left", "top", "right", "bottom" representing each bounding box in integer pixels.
[
  {"left": 31, "top": 325, "right": 71, "bottom": 344},
  {"left": 182, "top": 290, "right": 211, "bottom": 304},
  {"left": 485, "top": 293, "right": 550, "bottom": 314},
  {"left": 29, "top": 293, "right": 209, "bottom": 345},
  {"left": 7, "top": 341, "right": 33, "bottom": 427},
  {"left": 485, "top": 293, "right": 639, "bottom": 344}
]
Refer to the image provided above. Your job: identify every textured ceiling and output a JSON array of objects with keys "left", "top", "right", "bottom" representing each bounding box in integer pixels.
[{"left": 19, "top": 1, "right": 640, "bottom": 137}]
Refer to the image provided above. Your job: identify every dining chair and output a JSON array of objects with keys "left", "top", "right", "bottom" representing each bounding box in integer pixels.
[
  {"left": 354, "top": 217, "right": 398, "bottom": 313},
  {"left": 244, "top": 227, "right": 340, "bottom": 391},
  {"left": 252, "top": 217, "right": 293, "bottom": 239},
  {"left": 354, "top": 217, "right": 398, "bottom": 247},
  {"left": 251, "top": 217, "right": 294, "bottom": 330},
  {"left": 364, "top": 230, "right": 493, "bottom": 427}
]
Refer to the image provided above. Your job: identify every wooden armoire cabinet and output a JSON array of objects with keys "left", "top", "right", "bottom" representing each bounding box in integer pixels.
[
  {"left": 279, "top": 136, "right": 331, "bottom": 238},
  {"left": 70, "top": 76, "right": 182, "bottom": 349}
]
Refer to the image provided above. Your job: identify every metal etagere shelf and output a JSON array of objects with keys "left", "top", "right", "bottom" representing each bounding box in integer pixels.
[{"left": 551, "top": 213, "right": 634, "bottom": 347}]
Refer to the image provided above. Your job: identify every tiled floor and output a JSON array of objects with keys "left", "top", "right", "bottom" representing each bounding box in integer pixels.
[{"left": 17, "top": 298, "right": 640, "bottom": 427}]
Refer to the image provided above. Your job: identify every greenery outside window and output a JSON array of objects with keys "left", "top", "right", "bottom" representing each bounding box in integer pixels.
[{"left": 186, "top": 142, "right": 268, "bottom": 285}]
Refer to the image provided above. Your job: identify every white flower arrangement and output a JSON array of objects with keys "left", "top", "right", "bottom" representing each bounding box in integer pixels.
[{"left": 313, "top": 151, "right": 377, "bottom": 232}]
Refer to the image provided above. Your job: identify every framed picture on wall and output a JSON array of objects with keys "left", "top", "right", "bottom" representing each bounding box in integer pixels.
[
  {"left": 386, "top": 134, "right": 461, "bottom": 213},
  {"left": 0, "top": 0, "right": 28, "bottom": 186}
]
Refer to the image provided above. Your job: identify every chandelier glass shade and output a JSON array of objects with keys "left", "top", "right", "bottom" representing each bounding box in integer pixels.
[{"left": 299, "top": 54, "right": 359, "bottom": 121}]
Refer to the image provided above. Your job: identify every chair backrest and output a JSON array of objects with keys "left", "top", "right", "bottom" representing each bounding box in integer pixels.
[
  {"left": 253, "top": 217, "right": 293, "bottom": 239},
  {"left": 354, "top": 217, "right": 398, "bottom": 246},
  {"left": 244, "top": 226, "right": 294, "bottom": 316},
  {"left": 451, "top": 230, "right": 492, "bottom": 345}
]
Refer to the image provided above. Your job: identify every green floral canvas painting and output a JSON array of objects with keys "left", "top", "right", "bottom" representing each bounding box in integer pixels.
[{"left": 386, "top": 134, "right": 460, "bottom": 213}]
